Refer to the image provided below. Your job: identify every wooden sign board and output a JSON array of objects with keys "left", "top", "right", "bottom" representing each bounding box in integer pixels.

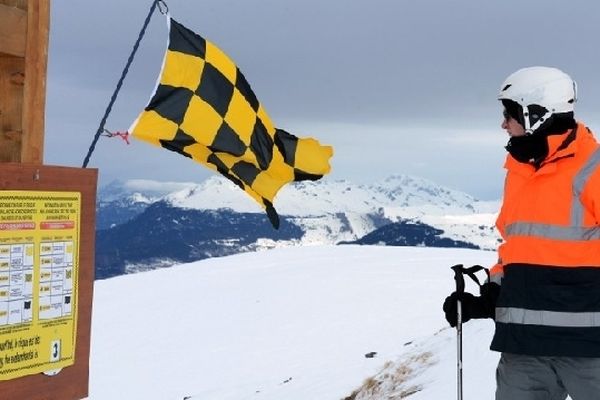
[
  {"left": 0, "top": 2, "right": 95, "bottom": 399},
  {"left": 0, "top": 163, "right": 97, "bottom": 400},
  {"left": 0, "top": 0, "right": 49, "bottom": 164}
]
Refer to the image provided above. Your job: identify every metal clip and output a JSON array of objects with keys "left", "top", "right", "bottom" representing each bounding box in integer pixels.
[{"left": 157, "top": 0, "right": 169, "bottom": 15}]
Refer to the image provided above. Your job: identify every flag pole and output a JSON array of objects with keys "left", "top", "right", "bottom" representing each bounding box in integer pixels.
[{"left": 82, "top": 0, "right": 167, "bottom": 168}]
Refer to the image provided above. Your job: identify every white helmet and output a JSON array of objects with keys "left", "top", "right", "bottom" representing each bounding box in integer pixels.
[{"left": 498, "top": 66, "right": 577, "bottom": 134}]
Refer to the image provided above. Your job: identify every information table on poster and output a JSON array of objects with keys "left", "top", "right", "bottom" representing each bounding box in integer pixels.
[{"left": 0, "top": 191, "right": 80, "bottom": 380}]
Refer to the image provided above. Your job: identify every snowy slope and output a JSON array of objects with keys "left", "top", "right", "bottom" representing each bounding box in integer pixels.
[
  {"left": 348, "top": 322, "right": 498, "bottom": 399},
  {"left": 86, "top": 245, "right": 501, "bottom": 400}
]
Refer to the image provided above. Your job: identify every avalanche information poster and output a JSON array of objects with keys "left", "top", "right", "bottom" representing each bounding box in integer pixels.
[{"left": 0, "top": 191, "right": 80, "bottom": 380}]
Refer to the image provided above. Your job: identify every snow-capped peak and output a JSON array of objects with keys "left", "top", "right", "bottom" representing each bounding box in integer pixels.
[
  {"left": 98, "top": 174, "right": 501, "bottom": 250},
  {"left": 154, "top": 174, "right": 494, "bottom": 218},
  {"left": 98, "top": 178, "right": 197, "bottom": 203}
]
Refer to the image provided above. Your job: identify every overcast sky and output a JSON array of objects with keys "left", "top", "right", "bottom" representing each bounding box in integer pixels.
[{"left": 45, "top": 0, "right": 600, "bottom": 200}]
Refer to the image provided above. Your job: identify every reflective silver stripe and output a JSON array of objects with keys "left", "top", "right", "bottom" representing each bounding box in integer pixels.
[
  {"left": 496, "top": 307, "right": 600, "bottom": 327},
  {"left": 503, "top": 143, "right": 600, "bottom": 242},
  {"left": 490, "top": 272, "right": 503, "bottom": 285},
  {"left": 572, "top": 147, "right": 600, "bottom": 225},
  {"left": 505, "top": 222, "right": 600, "bottom": 241}
]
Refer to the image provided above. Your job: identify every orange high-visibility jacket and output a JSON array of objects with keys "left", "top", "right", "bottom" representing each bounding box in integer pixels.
[{"left": 490, "top": 122, "right": 600, "bottom": 357}]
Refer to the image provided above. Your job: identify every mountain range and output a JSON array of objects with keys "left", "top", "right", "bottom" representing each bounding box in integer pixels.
[{"left": 95, "top": 175, "right": 501, "bottom": 279}]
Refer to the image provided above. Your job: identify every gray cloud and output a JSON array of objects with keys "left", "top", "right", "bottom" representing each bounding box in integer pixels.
[{"left": 45, "top": 0, "right": 600, "bottom": 200}]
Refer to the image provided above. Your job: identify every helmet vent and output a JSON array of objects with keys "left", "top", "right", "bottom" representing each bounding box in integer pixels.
[
  {"left": 568, "top": 98, "right": 575, "bottom": 104},
  {"left": 502, "top": 84, "right": 512, "bottom": 91}
]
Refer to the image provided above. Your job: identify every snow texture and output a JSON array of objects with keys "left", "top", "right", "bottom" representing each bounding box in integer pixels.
[{"left": 85, "top": 245, "right": 505, "bottom": 399}]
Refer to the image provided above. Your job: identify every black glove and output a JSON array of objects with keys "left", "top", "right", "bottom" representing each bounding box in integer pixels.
[{"left": 443, "top": 282, "right": 500, "bottom": 327}]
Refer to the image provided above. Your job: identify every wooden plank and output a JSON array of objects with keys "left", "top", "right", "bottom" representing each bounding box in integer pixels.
[
  {"left": 0, "top": 163, "right": 97, "bottom": 400},
  {"left": 21, "top": 0, "right": 50, "bottom": 164},
  {"left": 0, "top": 0, "right": 27, "bottom": 9},
  {"left": 0, "top": 56, "right": 25, "bottom": 162},
  {"left": 0, "top": 4, "right": 27, "bottom": 57}
]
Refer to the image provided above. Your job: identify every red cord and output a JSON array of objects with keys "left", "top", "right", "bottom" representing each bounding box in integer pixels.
[{"left": 102, "top": 129, "right": 130, "bottom": 145}]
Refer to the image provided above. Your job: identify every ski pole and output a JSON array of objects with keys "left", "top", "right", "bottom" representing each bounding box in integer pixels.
[
  {"left": 449, "top": 264, "right": 489, "bottom": 400},
  {"left": 451, "top": 264, "right": 466, "bottom": 400}
]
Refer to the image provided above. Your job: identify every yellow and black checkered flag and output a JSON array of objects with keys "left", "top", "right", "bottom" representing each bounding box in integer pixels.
[{"left": 130, "top": 18, "right": 333, "bottom": 228}]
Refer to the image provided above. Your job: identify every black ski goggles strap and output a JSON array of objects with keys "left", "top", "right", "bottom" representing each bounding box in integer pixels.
[{"left": 451, "top": 264, "right": 490, "bottom": 294}]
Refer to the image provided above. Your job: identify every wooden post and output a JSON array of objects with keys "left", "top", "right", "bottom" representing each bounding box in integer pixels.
[{"left": 0, "top": 0, "right": 49, "bottom": 164}]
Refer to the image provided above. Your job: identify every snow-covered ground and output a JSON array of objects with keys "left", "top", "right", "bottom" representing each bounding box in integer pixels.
[{"left": 86, "top": 245, "right": 501, "bottom": 399}]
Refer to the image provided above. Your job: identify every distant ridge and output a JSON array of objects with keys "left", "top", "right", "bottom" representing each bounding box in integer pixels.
[{"left": 95, "top": 175, "right": 500, "bottom": 279}]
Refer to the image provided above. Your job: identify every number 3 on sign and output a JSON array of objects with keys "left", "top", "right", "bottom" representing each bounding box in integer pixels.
[{"left": 50, "top": 339, "right": 61, "bottom": 362}]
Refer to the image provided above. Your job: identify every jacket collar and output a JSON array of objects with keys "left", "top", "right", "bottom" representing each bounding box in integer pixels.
[{"left": 504, "top": 122, "right": 582, "bottom": 176}]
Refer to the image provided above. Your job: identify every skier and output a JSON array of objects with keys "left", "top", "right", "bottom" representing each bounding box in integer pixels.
[{"left": 443, "top": 66, "right": 600, "bottom": 399}]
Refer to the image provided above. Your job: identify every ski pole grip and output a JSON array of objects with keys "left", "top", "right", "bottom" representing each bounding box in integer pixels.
[{"left": 451, "top": 264, "right": 466, "bottom": 294}]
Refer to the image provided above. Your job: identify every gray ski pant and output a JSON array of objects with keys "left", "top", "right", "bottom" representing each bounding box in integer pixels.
[{"left": 496, "top": 352, "right": 600, "bottom": 400}]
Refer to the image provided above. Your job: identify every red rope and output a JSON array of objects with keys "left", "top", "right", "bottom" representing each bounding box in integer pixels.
[{"left": 102, "top": 129, "right": 130, "bottom": 145}]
